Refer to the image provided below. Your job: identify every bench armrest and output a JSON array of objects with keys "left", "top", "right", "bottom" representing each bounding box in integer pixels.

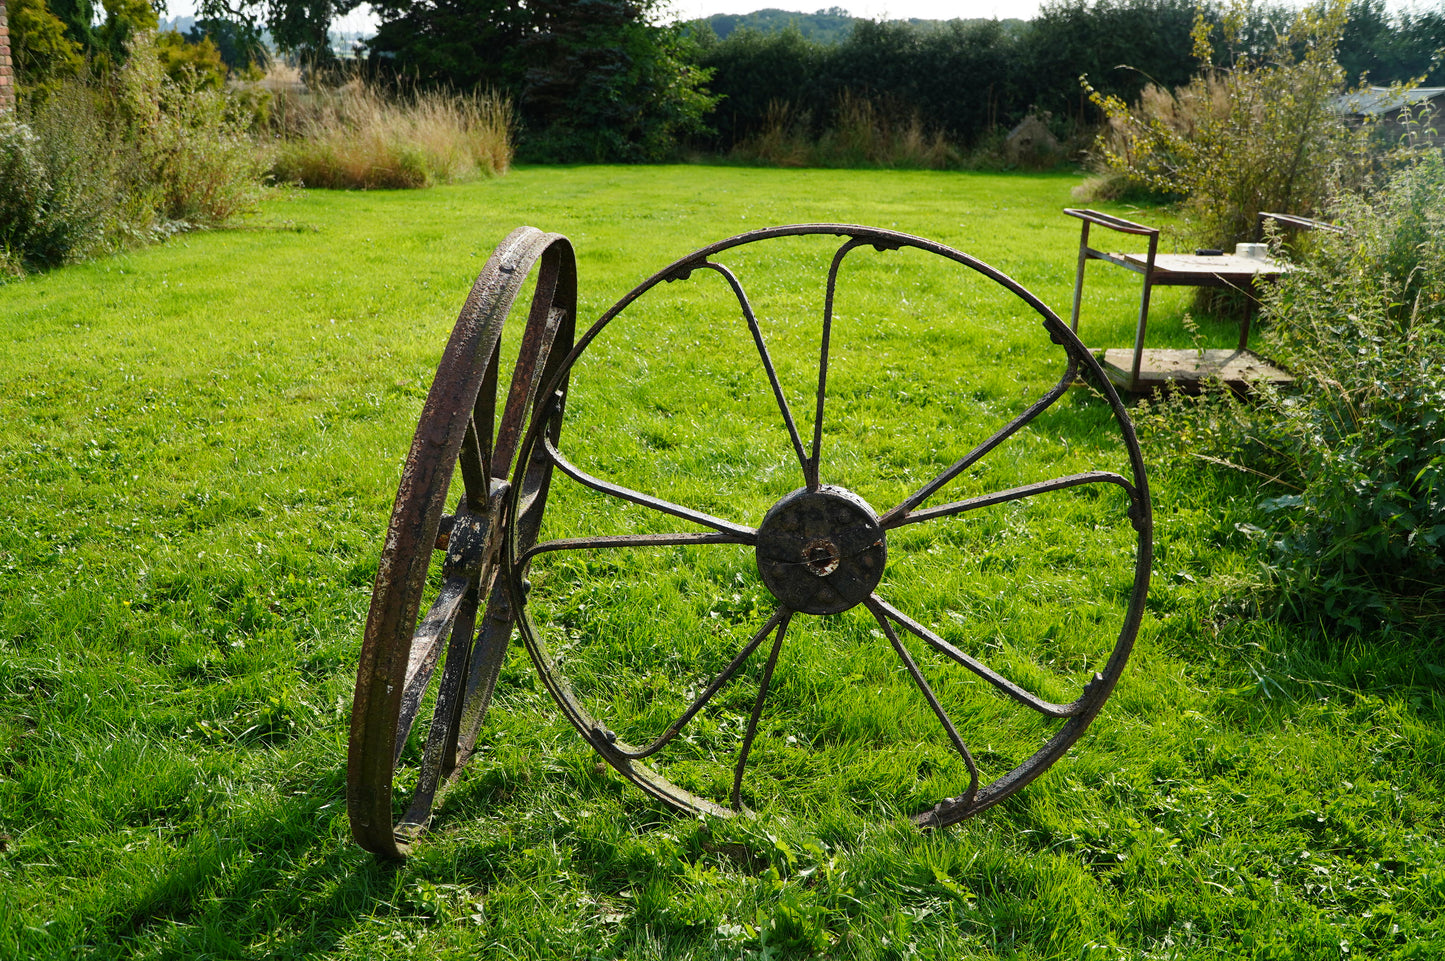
[
  {"left": 1064, "top": 208, "right": 1160, "bottom": 238},
  {"left": 1258, "top": 211, "right": 1345, "bottom": 234}
]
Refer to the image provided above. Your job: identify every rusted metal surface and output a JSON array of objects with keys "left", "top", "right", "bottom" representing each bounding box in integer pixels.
[
  {"left": 347, "top": 226, "right": 575, "bottom": 859},
  {"left": 756, "top": 487, "right": 886, "bottom": 615},
  {"left": 352, "top": 223, "right": 1152, "bottom": 857},
  {"left": 504, "top": 224, "right": 1153, "bottom": 831}
]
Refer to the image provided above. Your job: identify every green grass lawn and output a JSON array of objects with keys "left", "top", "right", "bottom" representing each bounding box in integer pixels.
[{"left": 2, "top": 166, "right": 1442, "bottom": 960}]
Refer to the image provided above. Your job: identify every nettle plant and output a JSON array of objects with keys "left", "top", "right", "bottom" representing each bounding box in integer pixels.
[{"left": 1140, "top": 151, "right": 1445, "bottom": 630}]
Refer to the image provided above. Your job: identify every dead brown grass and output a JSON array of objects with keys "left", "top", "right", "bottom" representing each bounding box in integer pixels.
[{"left": 259, "top": 66, "right": 513, "bottom": 190}]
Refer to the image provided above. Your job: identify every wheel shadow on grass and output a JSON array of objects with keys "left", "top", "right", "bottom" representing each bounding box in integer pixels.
[{"left": 75, "top": 767, "right": 408, "bottom": 961}]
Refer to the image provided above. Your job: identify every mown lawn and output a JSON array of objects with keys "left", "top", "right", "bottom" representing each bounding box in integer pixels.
[{"left": 2, "top": 166, "right": 1442, "bottom": 960}]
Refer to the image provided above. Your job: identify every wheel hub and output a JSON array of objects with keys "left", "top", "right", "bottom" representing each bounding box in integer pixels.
[{"left": 755, "top": 486, "right": 887, "bottom": 615}]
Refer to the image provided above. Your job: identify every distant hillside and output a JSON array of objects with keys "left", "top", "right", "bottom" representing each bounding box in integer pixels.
[
  {"left": 700, "top": 7, "right": 854, "bottom": 43},
  {"left": 158, "top": 16, "right": 198, "bottom": 34},
  {"left": 157, "top": 16, "right": 367, "bottom": 58},
  {"left": 696, "top": 7, "right": 1027, "bottom": 44}
]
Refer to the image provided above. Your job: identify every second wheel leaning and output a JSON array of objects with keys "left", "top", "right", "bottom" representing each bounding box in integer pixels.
[
  {"left": 348, "top": 227, "right": 576, "bottom": 859},
  {"left": 506, "top": 225, "right": 1151, "bottom": 827}
]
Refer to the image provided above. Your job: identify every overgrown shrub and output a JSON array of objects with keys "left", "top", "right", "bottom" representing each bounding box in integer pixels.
[
  {"left": 1086, "top": 0, "right": 1375, "bottom": 250},
  {"left": 264, "top": 75, "right": 513, "bottom": 189},
  {"left": 116, "top": 32, "right": 270, "bottom": 226},
  {"left": 1, "top": 84, "right": 126, "bottom": 271},
  {"left": 1, "top": 31, "right": 269, "bottom": 275},
  {"left": 1137, "top": 151, "right": 1445, "bottom": 630}
]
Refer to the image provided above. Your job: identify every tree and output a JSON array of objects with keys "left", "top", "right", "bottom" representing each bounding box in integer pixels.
[
  {"left": 366, "top": 0, "right": 529, "bottom": 91},
  {"left": 369, "top": 0, "right": 718, "bottom": 162},
  {"left": 44, "top": 0, "right": 96, "bottom": 51},
  {"left": 697, "top": 7, "right": 856, "bottom": 44},
  {"left": 187, "top": 16, "right": 267, "bottom": 73},
  {"left": 836, "top": 18, "right": 1018, "bottom": 145},
  {"left": 1023, "top": 0, "right": 1203, "bottom": 124},
  {"left": 1396, "top": 7, "right": 1445, "bottom": 85},
  {"left": 197, "top": 0, "right": 360, "bottom": 64},
  {"left": 93, "top": 0, "right": 159, "bottom": 71},
  {"left": 157, "top": 29, "right": 227, "bottom": 89},
  {"left": 696, "top": 25, "right": 833, "bottom": 147},
  {"left": 1339, "top": 0, "right": 1445, "bottom": 86},
  {"left": 520, "top": 0, "right": 718, "bottom": 162},
  {"left": 11, "top": 0, "right": 165, "bottom": 83},
  {"left": 9, "top": 0, "right": 84, "bottom": 97}
]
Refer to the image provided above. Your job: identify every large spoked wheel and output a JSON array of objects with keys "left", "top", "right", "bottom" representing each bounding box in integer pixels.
[
  {"left": 506, "top": 224, "right": 1151, "bottom": 828},
  {"left": 348, "top": 227, "right": 576, "bottom": 859}
]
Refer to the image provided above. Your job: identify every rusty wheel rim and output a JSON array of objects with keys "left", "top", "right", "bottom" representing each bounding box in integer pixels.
[
  {"left": 348, "top": 227, "right": 576, "bottom": 859},
  {"left": 506, "top": 224, "right": 1151, "bottom": 827}
]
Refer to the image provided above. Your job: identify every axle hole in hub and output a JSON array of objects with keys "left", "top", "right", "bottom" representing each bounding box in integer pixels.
[{"left": 802, "top": 538, "right": 841, "bottom": 577}]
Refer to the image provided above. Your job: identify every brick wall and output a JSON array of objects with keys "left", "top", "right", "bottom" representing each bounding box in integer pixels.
[{"left": 1, "top": 0, "right": 14, "bottom": 113}]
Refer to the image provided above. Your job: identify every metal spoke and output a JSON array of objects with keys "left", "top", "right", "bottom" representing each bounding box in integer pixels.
[
  {"left": 449, "top": 575, "right": 514, "bottom": 771},
  {"left": 872, "top": 596, "right": 1082, "bottom": 718},
  {"left": 520, "top": 530, "right": 753, "bottom": 567},
  {"left": 889, "top": 471, "right": 1138, "bottom": 528},
  {"left": 394, "top": 574, "right": 471, "bottom": 761},
  {"left": 514, "top": 387, "right": 565, "bottom": 521},
  {"left": 732, "top": 610, "right": 793, "bottom": 809},
  {"left": 494, "top": 305, "right": 569, "bottom": 477},
  {"left": 866, "top": 598, "right": 979, "bottom": 808},
  {"left": 542, "top": 434, "right": 754, "bottom": 539},
  {"left": 607, "top": 608, "right": 789, "bottom": 761},
  {"left": 458, "top": 418, "right": 490, "bottom": 510},
  {"left": 878, "top": 359, "right": 1079, "bottom": 529},
  {"left": 454, "top": 343, "right": 501, "bottom": 511},
  {"left": 697, "top": 262, "right": 811, "bottom": 479},
  {"left": 398, "top": 580, "right": 483, "bottom": 838},
  {"left": 808, "top": 238, "right": 870, "bottom": 490}
]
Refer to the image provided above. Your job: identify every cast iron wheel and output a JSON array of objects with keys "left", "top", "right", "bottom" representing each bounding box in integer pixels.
[
  {"left": 348, "top": 226, "right": 576, "bottom": 859},
  {"left": 506, "top": 224, "right": 1152, "bottom": 828}
]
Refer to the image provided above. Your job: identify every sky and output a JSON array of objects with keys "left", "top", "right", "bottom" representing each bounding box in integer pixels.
[
  {"left": 665, "top": 0, "right": 1058, "bottom": 21},
  {"left": 167, "top": 0, "right": 1062, "bottom": 32},
  {"left": 166, "top": 0, "right": 1437, "bottom": 37}
]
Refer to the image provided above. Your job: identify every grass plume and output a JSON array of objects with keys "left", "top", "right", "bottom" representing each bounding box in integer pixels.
[{"left": 264, "top": 70, "right": 514, "bottom": 190}]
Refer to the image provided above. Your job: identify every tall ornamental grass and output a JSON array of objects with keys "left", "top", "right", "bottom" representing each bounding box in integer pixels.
[{"left": 264, "top": 71, "right": 514, "bottom": 190}]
